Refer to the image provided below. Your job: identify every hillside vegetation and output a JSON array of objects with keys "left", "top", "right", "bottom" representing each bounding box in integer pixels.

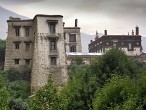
[{"left": 0, "top": 39, "right": 146, "bottom": 110}]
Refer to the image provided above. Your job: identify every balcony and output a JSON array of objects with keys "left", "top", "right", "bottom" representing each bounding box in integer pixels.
[{"left": 47, "top": 33, "right": 59, "bottom": 39}]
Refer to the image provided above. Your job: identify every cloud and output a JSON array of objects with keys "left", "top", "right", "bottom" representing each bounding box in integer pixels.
[{"left": 0, "top": 0, "right": 45, "bottom": 5}]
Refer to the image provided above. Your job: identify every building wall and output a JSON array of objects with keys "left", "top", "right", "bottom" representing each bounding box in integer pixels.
[
  {"left": 89, "top": 34, "right": 142, "bottom": 56},
  {"left": 4, "top": 19, "right": 33, "bottom": 70},
  {"left": 64, "top": 28, "right": 82, "bottom": 53},
  {"left": 4, "top": 15, "right": 82, "bottom": 94},
  {"left": 31, "top": 15, "right": 68, "bottom": 93}
]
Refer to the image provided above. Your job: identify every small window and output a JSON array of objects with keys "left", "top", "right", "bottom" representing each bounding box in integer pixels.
[
  {"left": 50, "top": 57, "right": 57, "bottom": 65},
  {"left": 128, "top": 43, "right": 132, "bottom": 50},
  {"left": 25, "top": 43, "right": 30, "bottom": 51},
  {"left": 128, "top": 43, "right": 133, "bottom": 51},
  {"left": 14, "top": 59, "right": 19, "bottom": 65},
  {"left": 25, "top": 59, "right": 30, "bottom": 65},
  {"left": 50, "top": 40, "right": 56, "bottom": 51},
  {"left": 113, "top": 43, "right": 116, "bottom": 47},
  {"left": 15, "top": 43, "right": 19, "bottom": 49},
  {"left": 64, "top": 33, "right": 66, "bottom": 40},
  {"left": 70, "top": 45, "right": 76, "bottom": 52},
  {"left": 50, "top": 23, "right": 56, "bottom": 33},
  {"left": 25, "top": 28, "right": 30, "bottom": 36},
  {"left": 15, "top": 27, "right": 20, "bottom": 36},
  {"left": 69, "top": 34, "right": 76, "bottom": 42}
]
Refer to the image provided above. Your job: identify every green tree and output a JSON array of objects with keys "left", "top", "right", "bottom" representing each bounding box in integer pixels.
[
  {"left": 0, "top": 39, "right": 6, "bottom": 70},
  {"left": 57, "top": 64, "right": 97, "bottom": 110},
  {"left": 8, "top": 80, "right": 30, "bottom": 110},
  {"left": 90, "top": 48, "right": 139, "bottom": 87},
  {"left": 29, "top": 78, "right": 58, "bottom": 110},
  {"left": 0, "top": 73, "right": 9, "bottom": 110},
  {"left": 92, "top": 71, "right": 146, "bottom": 110},
  {"left": 1, "top": 68, "right": 31, "bottom": 110},
  {"left": 92, "top": 75, "right": 136, "bottom": 110}
]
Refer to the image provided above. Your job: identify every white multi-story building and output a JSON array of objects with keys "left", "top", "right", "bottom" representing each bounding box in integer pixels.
[{"left": 4, "top": 14, "right": 82, "bottom": 93}]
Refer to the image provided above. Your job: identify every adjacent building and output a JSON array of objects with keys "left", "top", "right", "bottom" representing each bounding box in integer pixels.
[
  {"left": 4, "top": 14, "right": 82, "bottom": 93},
  {"left": 88, "top": 26, "right": 142, "bottom": 56}
]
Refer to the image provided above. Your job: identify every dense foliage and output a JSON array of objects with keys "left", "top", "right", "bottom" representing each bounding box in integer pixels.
[
  {"left": 0, "top": 67, "right": 31, "bottom": 110},
  {"left": 0, "top": 73, "right": 9, "bottom": 110},
  {"left": 92, "top": 72, "right": 146, "bottom": 110},
  {"left": 29, "top": 49, "right": 146, "bottom": 110},
  {"left": 0, "top": 39, "right": 5, "bottom": 70},
  {"left": 1, "top": 46, "right": 146, "bottom": 110}
]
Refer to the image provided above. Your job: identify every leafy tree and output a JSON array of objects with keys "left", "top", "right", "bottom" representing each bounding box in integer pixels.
[
  {"left": 57, "top": 64, "right": 97, "bottom": 110},
  {"left": 90, "top": 48, "right": 140, "bottom": 87},
  {"left": 4, "top": 67, "right": 31, "bottom": 82},
  {"left": 8, "top": 80, "right": 30, "bottom": 110},
  {"left": 92, "top": 75, "right": 136, "bottom": 110},
  {"left": 0, "top": 39, "right": 6, "bottom": 70},
  {"left": 0, "top": 73, "right": 9, "bottom": 110},
  {"left": 29, "top": 78, "right": 58, "bottom": 110},
  {"left": 1, "top": 68, "right": 31, "bottom": 110},
  {"left": 92, "top": 71, "right": 146, "bottom": 110}
]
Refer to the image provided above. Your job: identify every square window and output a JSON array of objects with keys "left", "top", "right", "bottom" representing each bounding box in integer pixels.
[
  {"left": 69, "top": 34, "right": 76, "bottom": 42},
  {"left": 25, "top": 59, "right": 30, "bottom": 65},
  {"left": 50, "top": 57, "right": 57, "bottom": 65},
  {"left": 14, "top": 59, "right": 19, "bottom": 65},
  {"left": 70, "top": 45, "right": 76, "bottom": 52}
]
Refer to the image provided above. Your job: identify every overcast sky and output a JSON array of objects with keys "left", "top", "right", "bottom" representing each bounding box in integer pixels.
[{"left": 1, "top": 0, "right": 146, "bottom": 36}]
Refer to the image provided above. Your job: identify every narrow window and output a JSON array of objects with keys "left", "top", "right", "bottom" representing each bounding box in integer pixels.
[
  {"left": 25, "top": 59, "right": 30, "bottom": 65},
  {"left": 15, "top": 43, "right": 19, "bottom": 49},
  {"left": 128, "top": 43, "right": 132, "bottom": 50},
  {"left": 128, "top": 43, "right": 133, "bottom": 51},
  {"left": 113, "top": 43, "right": 116, "bottom": 47},
  {"left": 15, "top": 27, "right": 20, "bottom": 36},
  {"left": 70, "top": 45, "right": 76, "bottom": 52},
  {"left": 50, "top": 57, "right": 57, "bottom": 65},
  {"left": 69, "top": 34, "right": 76, "bottom": 42},
  {"left": 50, "top": 23, "right": 56, "bottom": 33},
  {"left": 64, "top": 33, "right": 66, "bottom": 40},
  {"left": 25, "top": 43, "right": 30, "bottom": 52},
  {"left": 25, "top": 27, "right": 30, "bottom": 36},
  {"left": 51, "top": 41, "right": 56, "bottom": 50},
  {"left": 50, "top": 39, "right": 57, "bottom": 51},
  {"left": 14, "top": 59, "right": 19, "bottom": 65}
]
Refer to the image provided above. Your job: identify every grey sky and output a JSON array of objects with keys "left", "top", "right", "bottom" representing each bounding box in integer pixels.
[{"left": 0, "top": 0, "right": 146, "bottom": 36}]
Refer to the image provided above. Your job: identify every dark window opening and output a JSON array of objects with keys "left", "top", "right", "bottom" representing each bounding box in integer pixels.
[
  {"left": 70, "top": 45, "right": 76, "bottom": 52},
  {"left": 50, "top": 57, "right": 57, "bottom": 65},
  {"left": 25, "top": 28, "right": 30, "bottom": 36},
  {"left": 25, "top": 43, "right": 30, "bottom": 51},
  {"left": 69, "top": 34, "right": 76, "bottom": 42},
  {"left": 50, "top": 23, "right": 56, "bottom": 33},
  {"left": 25, "top": 59, "right": 30, "bottom": 65},
  {"left": 15, "top": 28, "right": 20, "bottom": 36},
  {"left": 50, "top": 39, "right": 57, "bottom": 51},
  {"left": 15, "top": 43, "right": 19, "bottom": 49},
  {"left": 64, "top": 33, "right": 66, "bottom": 40},
  {"left": 14, "top": 59, "right": 19, "bottom": 65}
]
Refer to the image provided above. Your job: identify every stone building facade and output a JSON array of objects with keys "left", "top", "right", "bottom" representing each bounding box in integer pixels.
[
  {"left": 89, "top": 26, "right": 142, "bottom": 56},
  {"left": 4, "top": 14, "right": 82, "bottom": 93}
]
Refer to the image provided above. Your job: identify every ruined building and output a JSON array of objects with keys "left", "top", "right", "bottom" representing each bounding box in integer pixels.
[
  {"left": 4, "top": 14, "right": 82, "bottom": 93},
  {"left": 89, "top": 26, "right": 142, "bottom": 56}
]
